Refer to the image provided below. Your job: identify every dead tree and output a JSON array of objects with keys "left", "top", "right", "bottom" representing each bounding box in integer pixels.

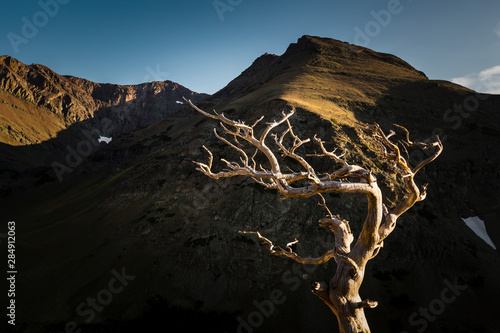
[{"left": 185, "top": 98, "right": 443, "bottom": 333}]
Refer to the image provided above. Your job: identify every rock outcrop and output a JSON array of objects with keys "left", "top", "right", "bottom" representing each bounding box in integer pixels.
[{"left": 0, "top": 55, "right": 208, "bottom": 146}]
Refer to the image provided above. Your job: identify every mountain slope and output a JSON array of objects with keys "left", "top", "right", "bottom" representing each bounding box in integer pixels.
[
  {"left": 212, "top": 36, "right": 427, "bottom": 121},
  {"left": 0, "top": 55, "right": 208, "bottom": 195},
  {"left": 0, "top": 55, "right": 207, "bottom": 146},
  {"left": 1, "top": 36, "right": 499, "bottom": 333}
]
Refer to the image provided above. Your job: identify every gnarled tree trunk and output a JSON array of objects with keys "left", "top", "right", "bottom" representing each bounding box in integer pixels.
[{"left": 185, "top": 98, "right": 442, "bottom": 333}]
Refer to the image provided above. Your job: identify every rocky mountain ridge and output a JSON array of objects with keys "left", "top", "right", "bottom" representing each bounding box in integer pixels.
[
  {"left": 0, "top": 55, "right": 208, "bottom": 195},
  {"left": 0, "top": 55, "right": 207, "bottom": 146}
]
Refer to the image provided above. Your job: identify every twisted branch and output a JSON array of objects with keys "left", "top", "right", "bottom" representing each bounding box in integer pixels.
[
  {"left": 238, "top": 231, "right": 336, "bottom": 265},
  {"left": 308, "top": 135, "right": 348, "bottom": 167},
  {"left": 186, "top": 98, "right": 379, "bottom": 199},
  {"left": 359, "top": 122, "right": 443, "bottom": 241}
]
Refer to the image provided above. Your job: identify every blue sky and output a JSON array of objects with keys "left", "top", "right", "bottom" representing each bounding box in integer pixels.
[{"left": 1, "top": 0, "right": 499, "bottom": 94}]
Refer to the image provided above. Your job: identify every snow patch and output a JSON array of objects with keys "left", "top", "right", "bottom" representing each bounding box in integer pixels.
[
  {"left": 176, "top": 101, "right": 184, "bottom": 104},
  {"left": 462, "top": 216, "right": 496, "bottom": 250},
  {"left": 98, "top": 136, "right": 112, "bottom": 144}
]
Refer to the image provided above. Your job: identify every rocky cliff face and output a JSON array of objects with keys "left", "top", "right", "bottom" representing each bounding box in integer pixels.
[
  {"left": 0, "top": 55, "right": 207, "bottom": 146},
  {"left": 0, "top": 55, "right": 208, "bottom": 195},
  {"left": 1, "top": 36, "right": 499, "bottom": 333}
]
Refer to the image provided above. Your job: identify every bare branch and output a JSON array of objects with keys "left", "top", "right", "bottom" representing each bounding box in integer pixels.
[
  {"left": 393, "top": 124, "right": 413, "bottom": 145},
  {"left": 285, "top": 119, "right": 311, "bottom": 154},
  {"left": 259, "top": 110, "right": 295, "bottom": 146},
  {"left": 187, "top": 99, "right": 380, "bottom": 200},
  {"left": 308, "top": 135, "right": 348, "bottom": 167},
  {"left": 356, "top": 299, "right": 378, "bottom": 309},
  {"left": 317, "top": 193, "right": 334, "bottom": 219},
  {"left": 184, "top": 97, "right": 254, "bottom": 133},
  {"left": 252, "top": 115, "right": 265, "bottom": 128},
  {"left": 360, "top": 122, "right": 443, "bottom": 242},
  {"left": 238, "top": 231, "right": 336, "bottom": 265},
  {"left": 213, "top": 128, "right": 249, "bottom": 166},
  {"left": 273, "top": 120, "right": 320, "bottom": 184},
  {"left": 363, "top": 122, "right": 412, "bottom": 176},
  {"left": 411, "top": 136, "right": 443, "bottom": 175}
]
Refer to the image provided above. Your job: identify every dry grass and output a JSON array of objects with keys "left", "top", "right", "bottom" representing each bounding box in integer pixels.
[
  {"left": 216, "top": 36, "right": 430, "bottom": 127},
  {"left": 0, "top": 91, "right": 65, "bottom": 145}
]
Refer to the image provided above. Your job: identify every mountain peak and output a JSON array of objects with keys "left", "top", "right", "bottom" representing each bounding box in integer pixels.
[
  {"left": 0, "top": 55, "right": 25, "bottom": 70},
  {"left": 244, "top": 52, "right": 279, "bottom": 74},
  {"left": 212, "top": 35, "right": 428, "bottom": 119},
  {"left": 287, "top": 35, "right": 427, "bottom": 79},
  {"left": 297, "top": 34, "right": 347, "bottom": 47}
]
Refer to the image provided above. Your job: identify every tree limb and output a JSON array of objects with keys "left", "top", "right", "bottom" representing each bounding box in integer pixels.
[
  {"left": 356, "top": 299, "right": 378, "bottom": 309},
  {"left": 238, "top": 231, "right": 337, "bottom": 265},
  {"left": 308, "top": 135, "right": 348, "bottom": 167},
  {"left": 186, "top": 98, "right": 380, "bottom": 200},
  {"left": 359, "top": 122, "right": 443, "bottom": 241}
]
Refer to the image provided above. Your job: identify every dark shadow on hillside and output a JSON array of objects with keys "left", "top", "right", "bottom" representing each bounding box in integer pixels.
[
  {"left": 2, "top": 86, "right": 499, "bottom": 333},
  {"left": 43, "top": 297, "right": 239, "bottom": 333},
  {"left": 351, "top": 79, "right": 500, "bottom": 245},
  {"left": 0, "top": 93, "right": 210, "bottom": 197},
  {"left": 350, "top": 79, "right": 500, "bottom": 332}
]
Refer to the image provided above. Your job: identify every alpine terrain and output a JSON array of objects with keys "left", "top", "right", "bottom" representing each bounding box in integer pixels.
[{"left": 1, "top": 36, "right": 499, "bottom": 333}]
